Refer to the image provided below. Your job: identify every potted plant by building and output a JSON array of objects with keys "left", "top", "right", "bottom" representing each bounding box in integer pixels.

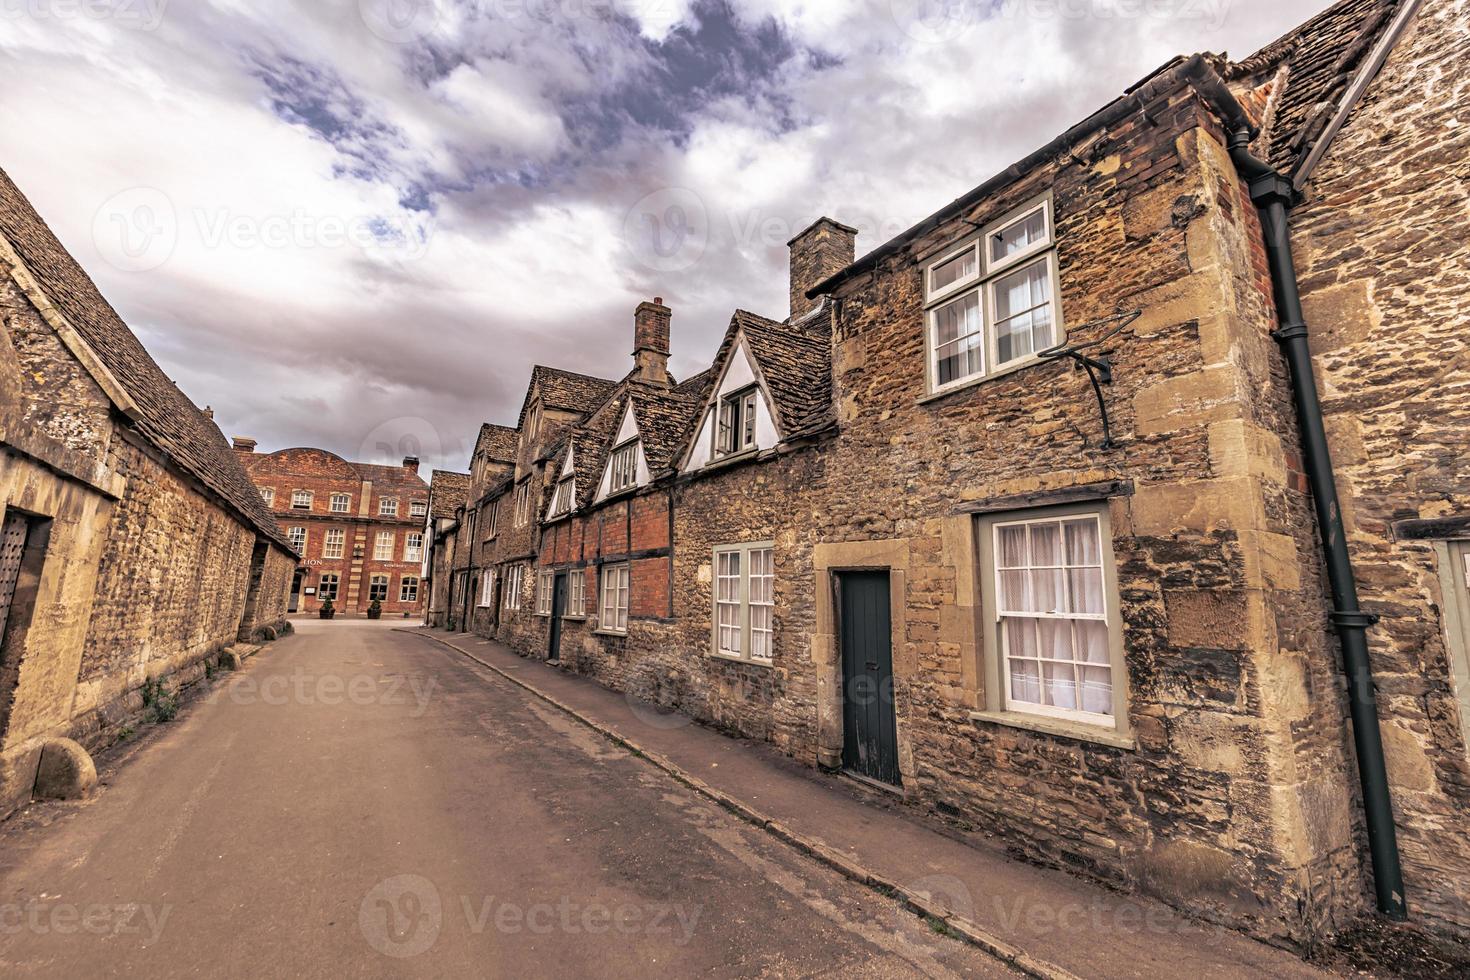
[
  {"left": 367, "top": 599, "right": 382, "bottom": 620},
  {"left": 318, "top": 598, "right": 335, "bottom": 620}
]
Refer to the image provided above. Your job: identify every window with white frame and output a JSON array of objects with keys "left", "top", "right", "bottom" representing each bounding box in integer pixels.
[
  {"left": 716, "top": 387, "right": 758, "bottom": 456},
  {"left": 514, "top": 481, "right": 531, "bottom": 527},
  {"left": 599, "top": 563, "right": 629, "bottom": 633},
  {"left": 924, "top": 195, "right": 1061, "bottom": 394},
  {"left": 374, "top": 531, "right": 394, "bottom": 561},
  {"left": 712, "top": 543, "right": 774, "bottom": 662},
  {"left": 503, "top": 564, "right": 524, "bottom": 611},
  {"left": 536, "top": 569, "right": 555, "bottom": 615},
  {"left": 323, "top": 527, "right": 345, "bottom": 559},
  {"left": 568, "top": 570, "right": 586, "bottom": 617},
  {"left": 317, "top": 573, "right": 339, "bottom": 601},
  {"left": 404, "top": 532, "right": 423, "bottom": 563},
  {"left": 608, "top": 441, "right": 638, "bottom": 492},
  {"left": 977, "top": 505, "right": 1125, "bottom": 729},
  {"left": 379, "top": 497, "right": 398, "bottom": 517},
  {"left": 260, "top": 486, "right": 275, "bottom": 506},
  {"left": 410, "top": 501, "right": 427, "bottom": 518},
  {"left": 287, "top": 526, "right": 306, "bottom": 552},
  {"left": 330, "top": 493, "right": 350, "bottom": 513},
  {"left": 400, "top": 576, "right": 419, "bottom": 603},
  {"left": 485, "top": 498, "right": 500, "bottom": 539},
  {"left": 291, "top": 489, "right": 312, "bottom": 510},
  {"left": 479, "top": 568, "right": 497, "bottom": 607},
  {"left": 368, "top": 575, "right": 388, "bottom": 602},
  {"left": 549, "top": 476, "right": 575, "bottom": 519}
]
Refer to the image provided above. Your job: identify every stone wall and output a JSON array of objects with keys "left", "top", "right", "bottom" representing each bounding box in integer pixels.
[{"left": 1288, "top": 2, "right": 1470, "bottom": 937}]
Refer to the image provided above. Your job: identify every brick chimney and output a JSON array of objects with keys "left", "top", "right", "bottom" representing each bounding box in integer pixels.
[
  {"left": 402, "top": 455, "right": 420, "bottom": 472},
  {"left": 231, "top": 436, "right": 256, "bottom": 453},
  {"left": 632, "top": 297, "right": 671, "bottom": 385},
  {"left": 788, "top": 217, "right": 857, "bottom": 321}
]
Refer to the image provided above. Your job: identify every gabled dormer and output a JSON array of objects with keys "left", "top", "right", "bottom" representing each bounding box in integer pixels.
[
  {"left": 595, "top": 402, "right": 651, "bottom": 502},
  {"left": 680, "top": 323, "right": 781, "bottom": 474},
  {"left": 546, "top": 443, "right": 576, "bottom": 521}
]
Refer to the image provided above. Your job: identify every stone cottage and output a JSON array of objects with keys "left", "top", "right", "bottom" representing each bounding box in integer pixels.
[
  {"left": 433, "top": 0, "right": 1467, "bottom": 946},
  {"left": 0, "top": 166, "right": 296, "bottom": 819}
]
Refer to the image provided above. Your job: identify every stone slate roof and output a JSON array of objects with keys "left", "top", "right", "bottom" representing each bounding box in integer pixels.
[
  {"left": 475, "top": 423, "right": 518, "bottom": 464},
  {"left": 706, "top": 310, "right": 834, "bottom": 442},
  {"left": 1229, "top": 0, "right": 1405, "bottom": 176},
  {"left": 627, "top": 385, "right": 702, "bottom": 476},
  {"left": 517, "top": 365, "right": 619, "bottom": 429},
  {"left": 428, "top": 469, "right": 470, "bottom": 520},
  {"left": 0, "top": 166, "right": 295, "bottom": 554}
]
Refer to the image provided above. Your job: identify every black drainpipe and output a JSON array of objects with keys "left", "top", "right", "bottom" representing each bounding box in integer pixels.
[{"left": 1227, "top": 126, "right": 1406, "bottom": 920}]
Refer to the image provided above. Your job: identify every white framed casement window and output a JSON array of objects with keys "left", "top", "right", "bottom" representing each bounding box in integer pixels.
[
  {"left": 403, "top": 532, "right": 423, "bottom": 563},
  {"left": 409, "top": 501, "right": 427, "bottom": 518},
  {"left": 260, "top": 486, "right": 275, "bottom": 506},
  {"left": 503, "top": 564, "right": 524, "bottom": 611},
  {"left": 716, "top": 386, "right": 758, "bottom": 457},
  {"left": 548, "top": 476, "right": 575, "bottom": 519},
  {"left": 400, "top": 576, "right": 420, "bottom": 602},
  {"left": 287, "top": 526, "right": 307, "bottom": 552},
  {"left": 330, "top": 493, "right": 350, "bottom": 513},
  {"left": 368, "top": 575, "right": 389, "bottom": 602},
  {"left": 975, "top": 502, "right": 1128, "bottom": 735},
  {"left": 536, "top": 569, "right": 555, "bottom": 616},
  {"left": 514, "top": 481, "right": 530, "bottom": 527},
  {"left": 485, "top": 498, "right": 500, "bottom": 539},
  {"left": 291, "top": 489, "right": 312, "bottom": 510},
  {"left": 923, "top": 194, "right": 1062, "bottom": 395},
  {"left": 317, "top": 573, "right": 339, "bottom": 601},
  {"left": 323, "top": 527, "right": 345, "bottom": 559},
  {"left": 479, "top": 568, "right": 496, "bottom": 607},
  {"left": 608, "top": 441, "right": 638, "bottom": 492},
  {"left": 598, "top": 563, "right": 630, "bottom": 634},
  {"left": 568, "top": 570, "right": 586, "bottom": 618},
  {"left": 379, "top": 497, "right": 398, "bottom": 517},
  {"left": 373, "top": 531, "right": 394, "bottom": 561},
  {"left": 711, "top": 543, "right": 775, "bottom": 663}
]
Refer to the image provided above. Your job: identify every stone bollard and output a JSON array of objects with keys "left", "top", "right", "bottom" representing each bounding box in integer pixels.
[{"left": 34, "top": 738, "right": 97, "bottom": 800}]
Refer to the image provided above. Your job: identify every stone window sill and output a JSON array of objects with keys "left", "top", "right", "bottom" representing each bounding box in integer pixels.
[
  {"left": 593, "top": 628, "right": 627, "bottom": 638},
  {"left": 708, "top": 650, "right": 774, "bottom": 668},
  {"left": 968, "top": 709, "right": 1135, "bottom": 750}
]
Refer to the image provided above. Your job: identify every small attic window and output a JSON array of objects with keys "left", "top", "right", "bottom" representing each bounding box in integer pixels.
[
  {"left": 716, "top": 387, "right": 758, "bottom": 457},
  {"left": 608, "top": 441, "right": 638, "bottom": 492},
  {"left": 549, "top": 475, "right": 575, "bottom": 518}
]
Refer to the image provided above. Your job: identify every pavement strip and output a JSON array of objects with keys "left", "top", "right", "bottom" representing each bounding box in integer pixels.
[{"left": 397, "top": 627, "right": 1080, "bottom": 980}]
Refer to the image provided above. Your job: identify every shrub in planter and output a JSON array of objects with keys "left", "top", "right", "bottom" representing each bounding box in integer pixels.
[
  {"left": 319, "top": 599, "right": 336, "bottom": 620},
  {"left": 366, "top": 599, "right": 382, "bottom": 620}
]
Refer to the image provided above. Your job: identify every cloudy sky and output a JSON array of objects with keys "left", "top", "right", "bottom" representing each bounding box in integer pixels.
[{"left": 0, "top": 0, "right": 1328, "bottom": 472}]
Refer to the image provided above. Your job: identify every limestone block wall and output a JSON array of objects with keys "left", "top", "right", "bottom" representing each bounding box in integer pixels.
[{"left": 1287, "top": 1, "right": 1470, "bottom": 937}]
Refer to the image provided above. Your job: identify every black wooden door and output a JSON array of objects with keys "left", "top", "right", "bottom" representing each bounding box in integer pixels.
[
  {"left": 548, "top": 573, "right": 568, "bottom": 662},
  {"left": 288, "top": 570, "right": 303, "bottom": 613},
  {"left": 838, "top": 571, "right": 900, "bottom": 785}
]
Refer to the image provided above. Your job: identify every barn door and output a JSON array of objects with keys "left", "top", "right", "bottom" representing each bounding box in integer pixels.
[{"left": 838, "top": 571, "right": 900, "bottom": 786}]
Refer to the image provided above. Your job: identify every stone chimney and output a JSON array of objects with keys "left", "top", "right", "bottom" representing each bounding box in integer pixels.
[
  {"left": 231, "top": 436, "right": 256, "bottom": 453},
  {"left": 403, "top": 455, "right": 420, "bottom": 472},
  {"left": 201, "top": 405, "right": 214, "bottom": 420},
  {"left": 632, "top": 297, "right": 671, "bottom": 385},
  {"left": 788, "top": 217, "right": 857, "bottom": 321}
]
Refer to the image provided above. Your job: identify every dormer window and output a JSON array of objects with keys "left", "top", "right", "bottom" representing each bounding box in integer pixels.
[
  {"left": 924, "top": 194, "right": 1061, "bottom": 395},
  {"left": 608, "top": 441, "right": 638, "bottom": 493},
  {"left": 717, "top": 387, "right": 758, "bottom": 457},
  {"left": 549, "top": 475, "right": 575, "bottom": 518}
]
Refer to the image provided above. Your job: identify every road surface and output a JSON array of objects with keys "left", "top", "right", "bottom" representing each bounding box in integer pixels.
[{"left": 0, "top": 620, "right": 1014, "bottom": 978}]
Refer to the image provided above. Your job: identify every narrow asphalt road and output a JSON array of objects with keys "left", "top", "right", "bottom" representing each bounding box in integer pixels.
[{"left": 0, "top": 620, "right": 1015, "bottom": 979}]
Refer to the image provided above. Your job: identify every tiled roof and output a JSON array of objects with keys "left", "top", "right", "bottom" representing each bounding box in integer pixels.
[
  {"left": 1230, "top": 0, "right": 1405, "bottom": 176},
  {"left": 0, "top": 166, "right": 295, "bottom": 554},
  {"left": 428, "top": 469, "right": 470, "bottom": 520},
  {"left": 475, "top": 423, "right": 518, "bottom": 463},
  {"left": 517, "top": 365, "right": 619, "bottom": 429},
  {"left": 726, "top": 310, "right": 835, "bottom": 441},
  {"left": 627, "top": 384, "right": 702, "bottom": 476}
]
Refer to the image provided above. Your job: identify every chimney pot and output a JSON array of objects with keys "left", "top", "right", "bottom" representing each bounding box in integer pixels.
[
  {"left": 403, "top": 455, "right": 420, "bottom": 472},
  {"left": 232, "top": 436, "right": 257, "bottom": 453},
  {"left": 633, "top": 298, "right": 672, "bottom": 385},
  {"left": 788, "top": 216, "right": 857, "bottom": 321}
]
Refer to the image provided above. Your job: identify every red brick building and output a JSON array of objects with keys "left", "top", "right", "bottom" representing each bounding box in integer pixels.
[{"left": 234, "top": 443, "right": 429, "bottom": 617}]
